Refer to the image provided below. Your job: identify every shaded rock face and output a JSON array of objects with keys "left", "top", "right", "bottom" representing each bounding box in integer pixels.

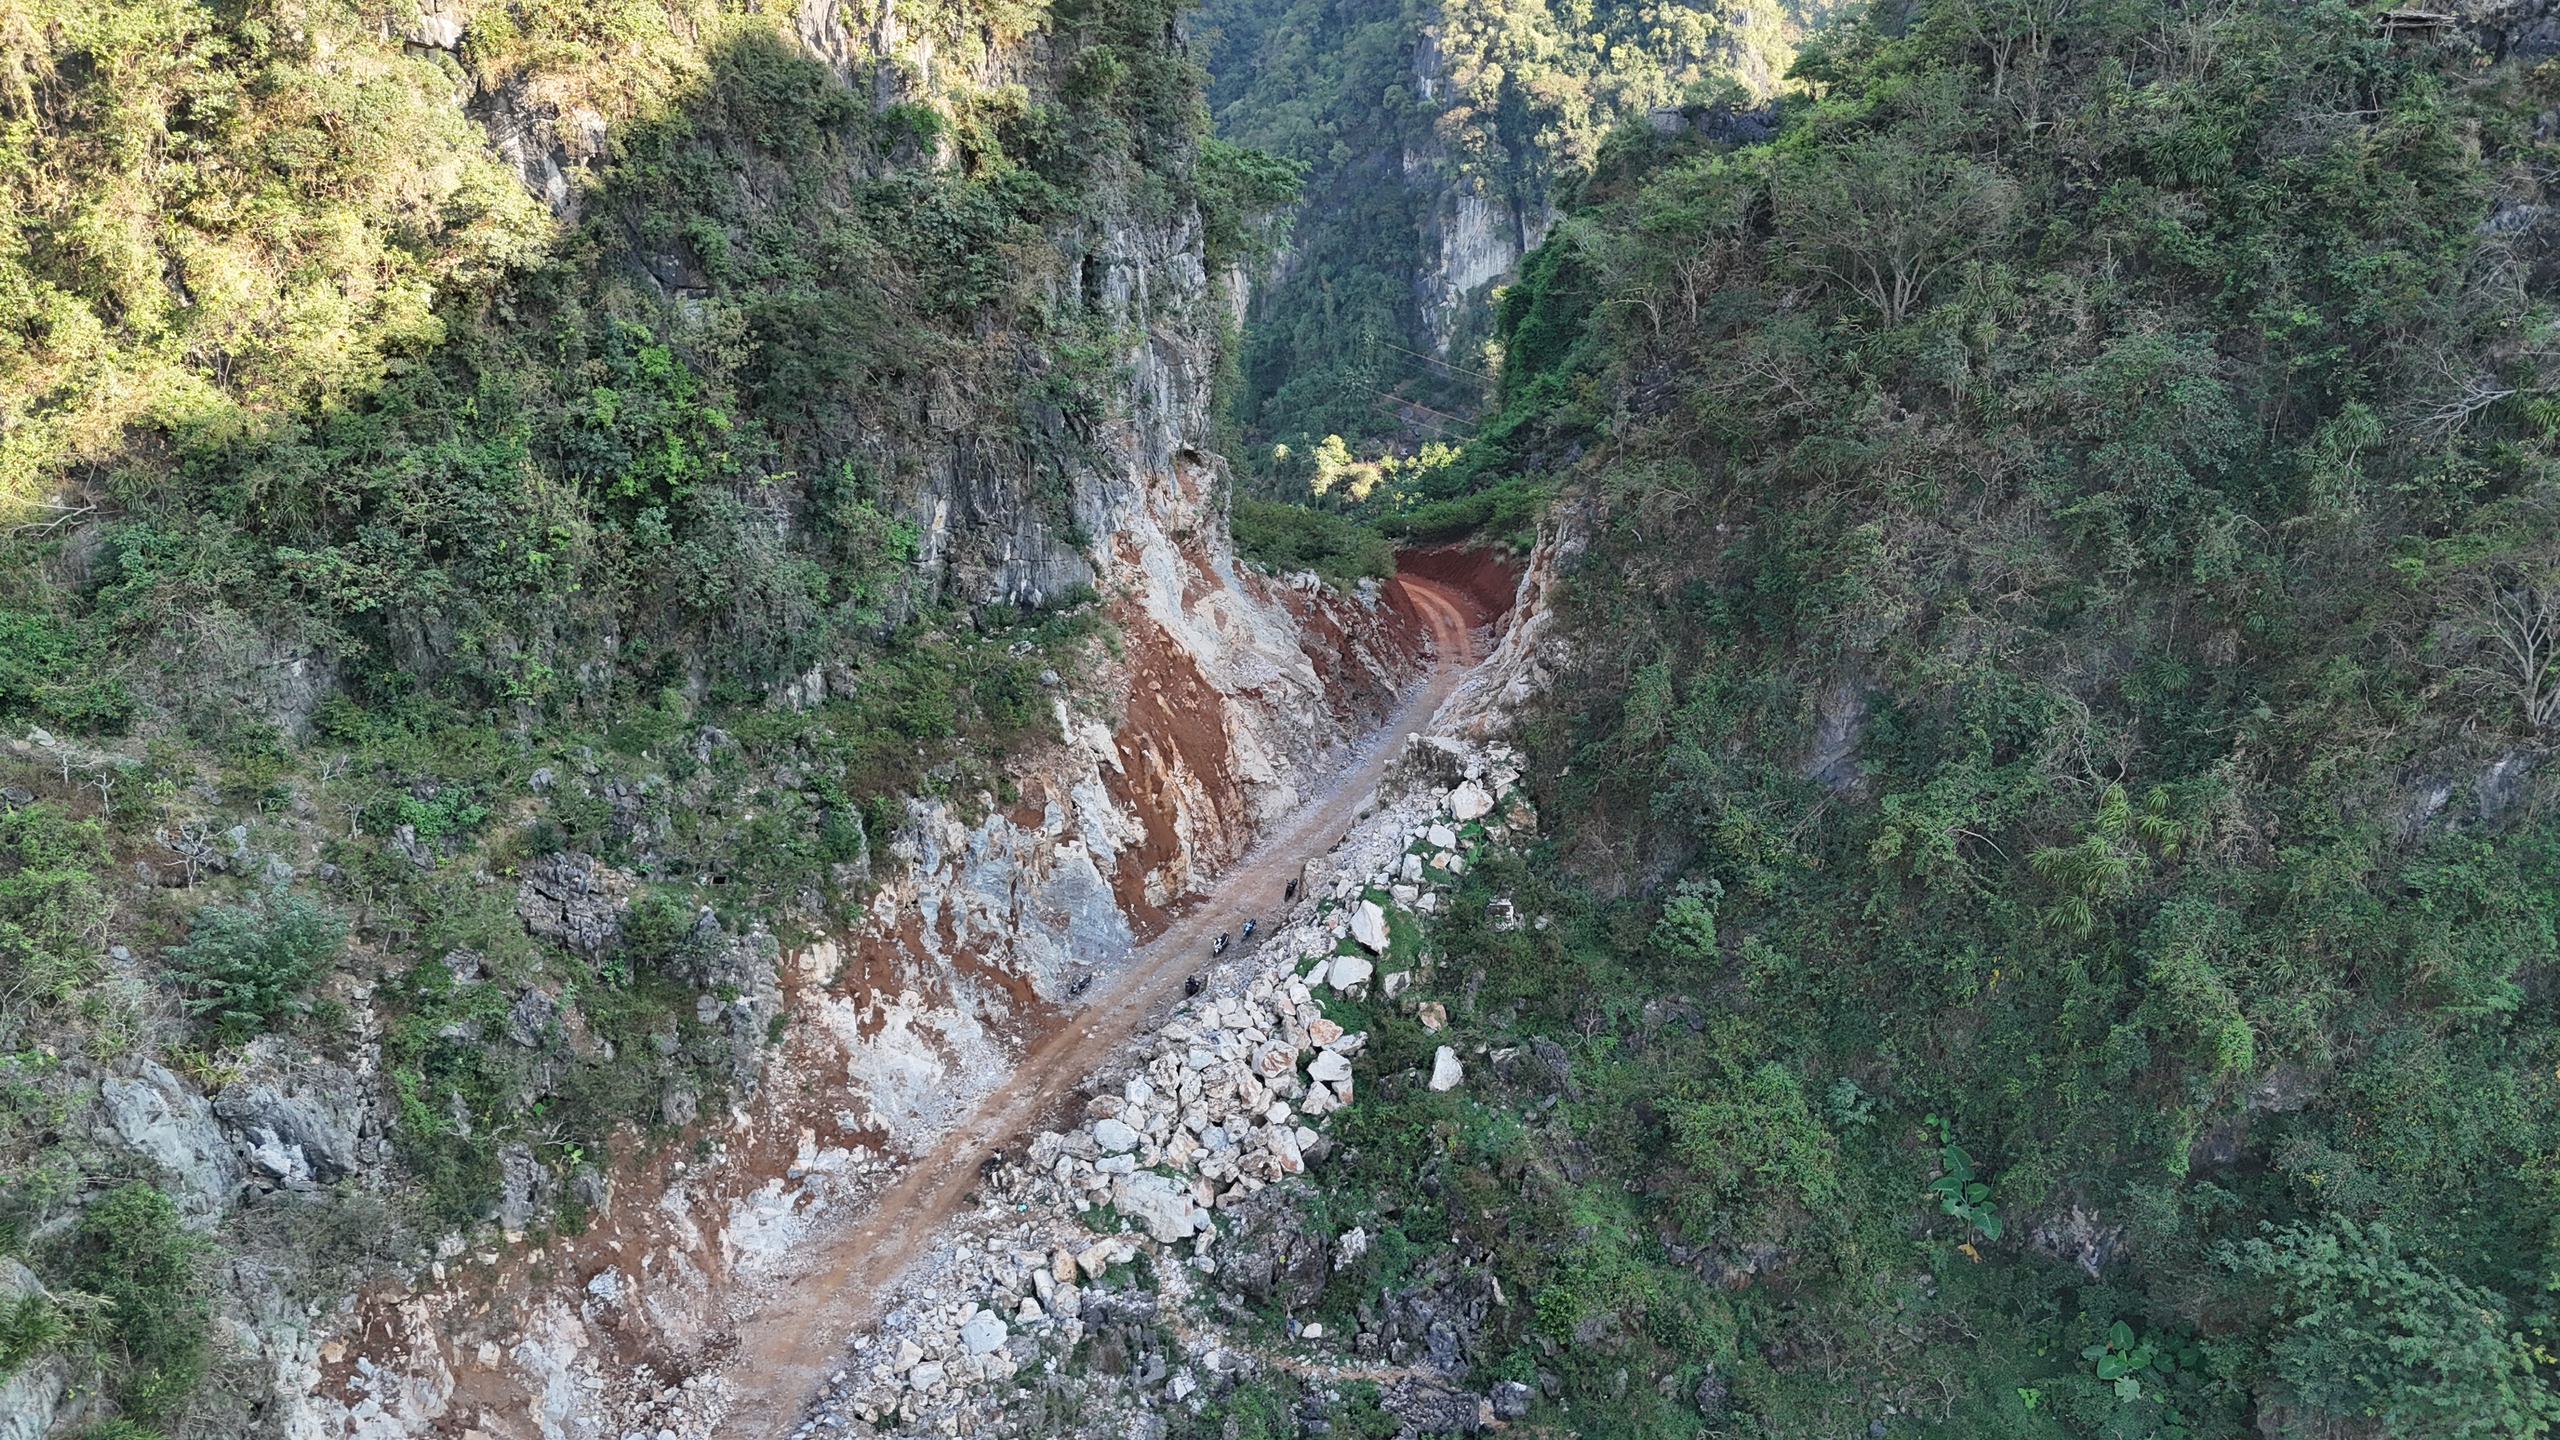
[
  {"left": 1220, "top": 1189, "right": 1333, "bottom": 1313},
  {"left": 2463, "top": 0, "right": 2560, "bottom": 61},
  {"left": 516, "top": 852, "right": 633, "bottom": 959},
  {"left": 214, "top": 1059, "right": 376, "bottom": 1191},
  {"left": 96, "top": 1059, "right": 241, "bottom": 1223},
  {"left": 466, "top": 76, "right": 609, "bottom": 222},
  {"left": 1352, "top": 1255, "right": 1499, "bottom": 1375}
]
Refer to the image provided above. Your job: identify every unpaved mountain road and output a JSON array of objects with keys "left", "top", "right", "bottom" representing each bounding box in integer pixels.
[{"left": 711, "top": 574, "right": 1484, "bottom": 1439}]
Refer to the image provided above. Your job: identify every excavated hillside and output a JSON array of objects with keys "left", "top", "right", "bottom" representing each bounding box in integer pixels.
[{"left": 0, "top": 1, "right": 1519, "bottom": 1438}]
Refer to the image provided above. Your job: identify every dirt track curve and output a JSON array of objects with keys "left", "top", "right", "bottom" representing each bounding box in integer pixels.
[{"left": 711, "top": 575, "right": 1483, "bottom": 1439}]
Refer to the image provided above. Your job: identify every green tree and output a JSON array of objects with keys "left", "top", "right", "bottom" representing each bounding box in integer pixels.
[
  {"left": 164, "top": 894, "right": 346, "bottom": 1043},
  {"left": 61, "top": 1184, "right": 209, "bottom": 1423},
  {"left": 2224, "top": 1216, "right": 2560, "bottom": 1438}
]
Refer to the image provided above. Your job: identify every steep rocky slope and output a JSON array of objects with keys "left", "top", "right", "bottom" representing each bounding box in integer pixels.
[{"left": 0, "top": 1, "right": 1448, "bottom": 1437}]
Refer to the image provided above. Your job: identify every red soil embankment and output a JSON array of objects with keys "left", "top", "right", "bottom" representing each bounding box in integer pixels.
[{"left": 1389, "top": 545, "right": 1522, "bottom": 635}]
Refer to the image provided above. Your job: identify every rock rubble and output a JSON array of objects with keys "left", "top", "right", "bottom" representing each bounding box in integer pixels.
[{"left": 776, "top": 736, "right": 1538, "bottom": 1438}]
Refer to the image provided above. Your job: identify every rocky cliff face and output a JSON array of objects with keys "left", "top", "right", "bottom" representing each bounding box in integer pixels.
[
  {"left": 1406, "top": 25, "right": 1555, "bottom": 362},
  {"left": 226, "top": 15, "right": 1429, "bottom": 1440}
]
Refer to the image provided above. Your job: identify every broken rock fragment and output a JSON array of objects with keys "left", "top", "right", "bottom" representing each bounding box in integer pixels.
[
  {"left": 1112, "top": 1171, "right": 1212, "bottom": 1242},
  {"left": 1429, "top": 1046, "right": 1464, "bottom": 1092},
  {"left": 1349, "top": 901, "right": 1390, "bottom": 953},
  {"left": 959, "top": 1312, "right": 1008, "bottom": 1354}
]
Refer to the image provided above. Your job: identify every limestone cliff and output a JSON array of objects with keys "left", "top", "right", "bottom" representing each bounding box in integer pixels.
[{"left": 257, "top": 10, "right": 1429, "bottom": 1440}]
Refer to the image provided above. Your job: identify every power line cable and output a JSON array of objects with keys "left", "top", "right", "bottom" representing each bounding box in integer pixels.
[{"left": 1374, "top": 338, "right": 1499, "bottom": 384}]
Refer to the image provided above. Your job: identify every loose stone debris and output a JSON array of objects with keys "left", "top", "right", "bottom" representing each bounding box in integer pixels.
[{"left": 781, "top": 737, "right": 1535, "bottom": 1439}]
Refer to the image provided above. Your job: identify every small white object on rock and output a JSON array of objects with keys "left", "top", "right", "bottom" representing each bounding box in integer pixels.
[
  {"left": 1335, "top": 1226, "right": 1370, "bottom": 1269},
  {"left": 1429, "top": 1046, "right": 1464, "bottom": 1091}
]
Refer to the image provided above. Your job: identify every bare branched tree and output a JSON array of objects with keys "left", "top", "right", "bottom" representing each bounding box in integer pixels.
[
  {"left": 2453, "top": 565, "right": 2560, "bottom": 733},
  {"left": 2413, "top": 356, "right": 2517, "bottom": 442},
  {"left": 1774, "top": 139, "right": 2021, "bottom": 328}
]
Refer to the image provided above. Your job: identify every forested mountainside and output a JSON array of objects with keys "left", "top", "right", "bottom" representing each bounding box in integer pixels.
[
  {"left": 1197, "top": 0, "right": 1841, "bottom": 475},
  {"left": 1195, "top": 0, "right": 2560, "bottom": 1436},
  {"left": 0, "top": 0, "right": 1392, "bottom": 1433},
  {"left": 16, "top": 0, "right": 2560, "bottom": 1437}
]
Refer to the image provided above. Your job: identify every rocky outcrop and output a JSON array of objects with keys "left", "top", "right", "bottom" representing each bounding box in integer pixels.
[
  {"left": 0, "top": 1260, "right": 78, "bottom": 1440},
  {"left": 214, "top": 1057, "right": 377, "bottom": 1192},
  {"left": 466, "top": 76, "right": 609, "bottom": 222},
  {"left": 1434, "top": 506, "right": 1585, "bottom": 737},
  {"left": 96, "top": 1059, "right": 241, "bottom": 1223},
  {"left": 514, "top": 851, "right": 633, "bottom": 959},
  {"left": 1218, "top": 1188, "right": 1334, "bottom": 1312},
  {"left": 2458, "top": 0, "right": 2560, "bottom": 61}
]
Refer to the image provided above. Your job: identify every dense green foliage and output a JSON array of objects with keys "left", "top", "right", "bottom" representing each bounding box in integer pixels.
[
  {"left": 1219, "top": 2, "right": 2560, "bottom": 1436},
  {"left": 1201, "top": 0, "right": 1834, "bottom": 478},
  {"left": 0, "top": 0, "right": 1303, "bottom": 1425},
  {"left": 0, "top": 803, "right": 110, "bottom": 1019},
  {"left": 58, "top": 1184, "right": 209, "bottom": 1424},
  {"left": 163, "top": 894, "right": 346, "bottom": 1043},
  {"left": 1228, "top": 495, "right": 1395, "bottom": 582}
]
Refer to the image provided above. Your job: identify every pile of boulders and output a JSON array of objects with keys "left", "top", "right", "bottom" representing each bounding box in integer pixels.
[
  {"left": 781, "top": 1220, "right": 1123, "bottom": 1432},
  {"left": 798, "top": 736, "right": 1541, "bottom": 1437},
  {"left": 1032, "top": 965, "right": 1361, "bottom": 1240}
]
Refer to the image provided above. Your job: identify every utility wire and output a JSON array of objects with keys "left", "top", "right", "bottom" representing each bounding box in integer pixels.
[
  {"left": 1375, "top": 338, "right": 1500, "bottom": 385},
  {"left": 1371, "top": 390, "right": 1478, "bottom": 429},
  {"left": 1373, "top": 401, "right": 1468, "bottom": 439}
]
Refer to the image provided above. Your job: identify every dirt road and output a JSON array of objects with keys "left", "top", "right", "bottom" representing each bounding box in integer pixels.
[{"left": 711, "top": 575, "right": 1483, "bottom": 1438}]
